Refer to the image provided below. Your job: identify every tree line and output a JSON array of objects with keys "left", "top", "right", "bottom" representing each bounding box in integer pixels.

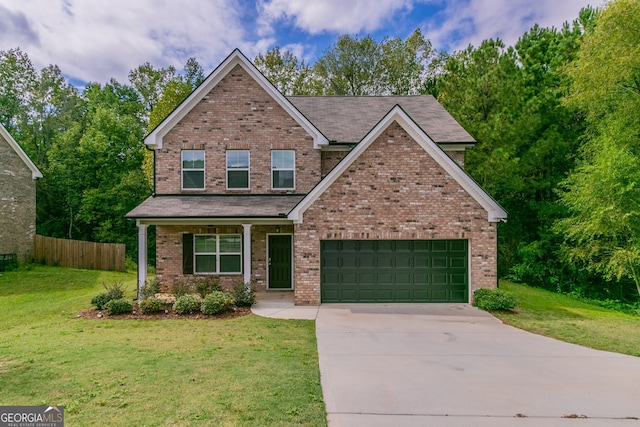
[{"left": 1, "top": 0, "right": 638, "bottom": 300}]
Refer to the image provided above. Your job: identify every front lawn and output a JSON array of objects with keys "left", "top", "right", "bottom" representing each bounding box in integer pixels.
[
  {"left": 0, "top": 266, "right": 326, "bottom": 426},
  {"left": 493, "top": 280, "right": 640, "bottom": 357}
]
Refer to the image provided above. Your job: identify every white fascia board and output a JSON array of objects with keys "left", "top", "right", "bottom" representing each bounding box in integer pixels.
[
  {"left": 144, "top": 49, "right": 328, "bottom": 150},
  {"left": 0, "top": 124, "right": 42, "bottom": 179},
  {"left": 289, "top": 105, "right": 507, "bottom": 224}
]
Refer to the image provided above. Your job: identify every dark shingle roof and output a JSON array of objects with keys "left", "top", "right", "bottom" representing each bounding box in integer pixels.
[
  {"left": 287, "top": 95, "right": 475, "bottom": 144},
  {"left": 126, "top": 195, "right": 305, "bottom": 219}
]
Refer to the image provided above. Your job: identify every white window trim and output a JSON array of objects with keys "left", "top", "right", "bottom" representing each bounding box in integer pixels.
[
  {"left": 271, "top": 150, "right": 295, "bottom": 190},
  {"left": 181, "top": 150, "right": 205, "bottom": 191},
  {"left": 194, "top": 234, "right": 243, "bottom": 274},
  {"left": 226, "top": 150, "right": 250, "bottom": 190}
]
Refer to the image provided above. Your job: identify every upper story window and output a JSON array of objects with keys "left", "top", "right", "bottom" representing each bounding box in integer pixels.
[
  {"left": 194, "top": 234, "right": 242, "bottom": 274},
  {"left": 182, "top": 150, "right": 205, "bottom": 190},
  {"left": 226, "top": 150, "right": 250, "bottom": 189},
  {"left": 272, "top": 150, "right": 295, "bottom": 189}
]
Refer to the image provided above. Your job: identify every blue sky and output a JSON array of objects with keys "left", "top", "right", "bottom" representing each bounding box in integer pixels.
[{"left": 0, "top": 0, "right": 597, "bottom": 87}]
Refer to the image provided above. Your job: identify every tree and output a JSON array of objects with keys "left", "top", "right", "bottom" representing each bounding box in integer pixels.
[
  {"left": 314, "top": 29, "right": 432, "bottom": 95},
  {"left": 558, "top": 0, "right": 640, "bottom": 296},
  {"left": 42, "top": 79, "right": 149, "bottom": 255},
  {"left": 128, "top": 62, "right": 177, "bottom": 117},
  {"left": 0, "top": 48, "right": 36, "bottom": 131},
  {"left": 254, "top": 47, "right": 321, "bottom": 95}
]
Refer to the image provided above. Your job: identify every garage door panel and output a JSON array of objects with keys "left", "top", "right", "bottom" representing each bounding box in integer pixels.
[
  {"left": 431, "top": 272, "right": 448, "bottom": 284},
  {"left": 450, "top": 273, "right": 467, "bottom": 285},
  {"left": 341, "top": 255, "right": 358, "bottom": 268},
  {"left": 413, "top": 241, "right": 429, "bottom": 252},
  {"left": 396, "top": 256, "right": 412, "bottom": 268},
  {"left": 358, "top": 240, "right": 376, "bottom": 252},
  {"left": 394, "top": 272, "right": 412, "bottom": 284},
  {"left": 431, "top": 257, "right": 448, "bottom": 268},
  {"left": 377, "top": 273, "right": 394, "bottom": 284},
  {"left": 450, "top": 256, "right": 467, "bottom": 268},
  {"left": 359, "top": 256, "right": 376, "bottom": 268},
  {"left": 321, "top": 240, "right": 468, "bottom": 303},
  {"left": 377, "top": 240, "right": 394, "bottom": 251},
  {"left": 377, "top": 257, "right": 394, "bottom": 268},
  {"left": 450, "top": 240, "right": 467, "bottom": 252},
  {"left": 341, "top": 272, "right": 358, "bottom": 284},
  {"left": 431, "top": 241, "right": 448, "bottom": 251},
  {"left": 395, "top": 241, "right": 412, "bottom": 252},
  {"left": 413, "top": 272, "right": 430, "bottom": 284}
]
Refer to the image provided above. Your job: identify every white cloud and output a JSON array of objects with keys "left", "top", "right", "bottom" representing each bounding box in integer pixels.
[
  {"left": 0, "top": 0, "right": 266, "bottom": 84},
  {"left": 0, "top": 0, "right": 606, "bottom": 86},
  {"left": 424, "top": 0, "right": 600, "bottom": 52},
  {"left": 257, "top": 0, "right": 413, "bottom": 35}
]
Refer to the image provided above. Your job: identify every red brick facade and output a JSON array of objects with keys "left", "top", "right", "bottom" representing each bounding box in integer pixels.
[
  {"left": 293, "top": 122, "right": 497, "bottom": 305},
  {"left": 155, "top": 64, "right": 320, "bottom": 195},
  {"left": 156, "top": 224, "right": 293, "bottom": 292}
]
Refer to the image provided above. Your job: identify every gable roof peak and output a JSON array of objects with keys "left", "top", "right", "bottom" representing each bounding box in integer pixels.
[
  {"left": 0, "top": 124, "right": 42, "bottom": 179},
  {"left": 144, "top": 49, "right": 328, "bottom": 150},
  {"left": 289, "top": 104, "right": 507, "bottom": 223}
]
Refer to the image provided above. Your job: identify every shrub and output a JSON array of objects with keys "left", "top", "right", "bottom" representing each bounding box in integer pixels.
[
  {"left": 104, "top": 298, "right": 134, "bottom": 315},
  {"left": 142, "top": 278, "right": 161, "bottom": 299},
  {"left": 194, "top": 277, "right": 222, "bottom": 298},
  {"left": 473, "top": 288, "right": 517, "bottom": 311},
  {"left": 201, "top": 291, "right": 235, "bottom": 315},
  {"left": 91, "top": 293, "right": 111, "bottom": 310},
  {"left": 91, "top": 281, "right": 126, "bottom": 309},
  {"left": 139, "top": 298, "right": 164, "bottom": 314},
  {"left": 232, "top": 280, "right": 256, "bottom": 307},
  {"left": 173, "top": 294, "right": 201, "bottom": 315},
  {"left": 103, "top": 281, "right": 125, "bottom": 300},
  {"left": 171, "top": 280, "right": 192, "bottom": 298}
]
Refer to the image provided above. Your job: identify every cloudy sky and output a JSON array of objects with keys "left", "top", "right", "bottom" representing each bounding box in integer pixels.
[{"left": 1, "top": 0, "right": 597, "bottom": 86}]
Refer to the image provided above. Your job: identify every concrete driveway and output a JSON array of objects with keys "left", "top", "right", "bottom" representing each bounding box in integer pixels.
[{"left": 316, "top": 304, "right": 640, "bottom": 427}]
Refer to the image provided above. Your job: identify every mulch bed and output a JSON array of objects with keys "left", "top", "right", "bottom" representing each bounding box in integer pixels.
[{"left": 78, "top": 305, "right": 252, "bottom": 320}]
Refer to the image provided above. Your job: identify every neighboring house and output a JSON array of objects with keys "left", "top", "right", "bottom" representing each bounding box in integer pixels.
[
  {"left": 127, "top": 49, "right": 507, "bottom": 305},
  {"left": 0, "top": 124, "right": 42, "bottom": 261}
]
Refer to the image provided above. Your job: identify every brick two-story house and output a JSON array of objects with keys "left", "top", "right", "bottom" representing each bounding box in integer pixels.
[
  {"left": 0, "top": 124, "right": 42, "bottom": 262},
  {"left": 127, "top": 49, "right": 507, "bottom": 305}
]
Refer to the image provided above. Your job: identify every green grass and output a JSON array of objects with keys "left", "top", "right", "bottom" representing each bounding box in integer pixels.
[
  {"left": 0, "top": 266, "right": 326, "bottom": 426},
  {"left": 492, "top": 280, "right": 640, "bottom": 357}
]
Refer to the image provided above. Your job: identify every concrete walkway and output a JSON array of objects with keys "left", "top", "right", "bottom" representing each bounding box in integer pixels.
[
  {"left": 251, "top": 291, "right": 318, "bottom": 320},
  {"left": 253, "top": 298, "right": 640, "bottom": 426}
]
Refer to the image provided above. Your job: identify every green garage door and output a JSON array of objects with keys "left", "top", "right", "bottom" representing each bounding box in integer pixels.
[{"left": 321, "top": 240, "right": 468, "bottom": 303}]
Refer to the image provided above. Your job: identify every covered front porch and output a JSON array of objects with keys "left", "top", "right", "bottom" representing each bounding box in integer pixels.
[{"left": 125, "top": 194, "right": 304, "bottom": 299}]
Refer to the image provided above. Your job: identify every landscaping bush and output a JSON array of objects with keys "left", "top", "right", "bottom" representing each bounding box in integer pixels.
[
  {"left": 139, "top": 297, "right": 164, "bottom": 314},
  {"left": 91, "top": 293, "right": 111, "bottom": 310},
  {"left": 171, "top": 280, "right": 192, "bottom": 298},
  {"left": 103, "top": 281, "right": 125, "bottom": 299},
  {"left": 201, "top": 291, "right": 235, "bottom": 315},
  {"left": 173, "top": 294, "right": 201, "bottom": 315},
  {"left": 91, "top": 281, "right": 126, "bottom": 309},
  {"left": 232, "top": 280, "right": 256, "bottom": 307},
  {"left": 142, "top": 278, "right": 161, "bottom": 299},
  {"left": 104, "top": 298, "right": 134, "bottom": 315},
  {"left": 194, "top": 277, "right": 222, "bottom": 298},
  {"left": 473, "top": 288, "right": 517, "bottom": 311}
]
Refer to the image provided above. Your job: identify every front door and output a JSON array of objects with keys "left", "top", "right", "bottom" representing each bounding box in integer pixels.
[{"left": 268, "top": 235, "right": 292, "bottom": 289}]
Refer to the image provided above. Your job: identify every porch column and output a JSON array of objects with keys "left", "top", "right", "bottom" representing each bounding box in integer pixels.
[
  {"left": 242, "top": 224, "right": 252, "bottom": 285},
  {"left": 137, "top": 222, "right": 148, "bottom": 300}
]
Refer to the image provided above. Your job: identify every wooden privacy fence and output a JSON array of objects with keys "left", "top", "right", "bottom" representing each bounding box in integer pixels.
[{"left": 34, "top": 235, "right": 125, "bottom": 272}]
